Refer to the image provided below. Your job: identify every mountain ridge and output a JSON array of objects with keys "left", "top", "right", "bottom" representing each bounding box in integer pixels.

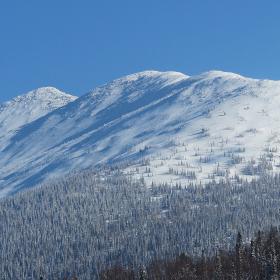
[{"left": 1, "top": 70, "right": 280, "bottom": 196}]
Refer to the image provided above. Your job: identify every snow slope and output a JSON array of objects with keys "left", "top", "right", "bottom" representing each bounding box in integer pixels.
[
  {"left": 2, "top": 70, "right": 280, "bottom": 196},
  {"left": 0, "top": 87, "right": 76, "bottom": 131},
  {"left": 0, "top": 87, "right": 77, "bottom": 195},
  {"left": 0, "top": 87, "right": 77, "bottom": 149}
]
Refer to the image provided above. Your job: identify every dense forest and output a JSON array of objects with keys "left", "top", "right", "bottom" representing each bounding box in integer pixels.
[
  {"left": 101, "top": 228, "right": 280, "bottom": 279},
  {"left": 1, "top": 168, "right": 280, "bottom": 279}
]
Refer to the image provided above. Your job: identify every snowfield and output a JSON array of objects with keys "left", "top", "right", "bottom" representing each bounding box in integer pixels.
[{"left": 1, "top": 70, "right": 280, "bottom": 196}]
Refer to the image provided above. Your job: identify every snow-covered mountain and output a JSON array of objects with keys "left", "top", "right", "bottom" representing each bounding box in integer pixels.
[
  {"left": 1, "top": 70, "right": 280, "bottom": 196},
  {"left": 0, "top": 87, "right": 77, "bottom": 149}
]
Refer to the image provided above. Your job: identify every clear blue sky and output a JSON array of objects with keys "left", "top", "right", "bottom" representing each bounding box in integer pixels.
[{"left": 1, "top": 0, "right": 279, "bottom": 102}]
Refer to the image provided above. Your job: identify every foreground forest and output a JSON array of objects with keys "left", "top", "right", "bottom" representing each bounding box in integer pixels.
[
  {"left": 1, "top": 168, "right": 280, "bottom": 279},
  {"left": 100, "top": 228, "right": 280, "bottom": 280}
]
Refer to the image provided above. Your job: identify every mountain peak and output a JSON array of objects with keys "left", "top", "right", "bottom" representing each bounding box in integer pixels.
[
  {"left": 196, "top": 70, "right": 249, "bottom": 81},
  {"left": 83, "top": 70, "right": 189, "bottom": 106},
  {"left": 0, "top": 87, "right": 77, "bottom": 135},
  {"left": 12, "top": 86, "right": 77, "bottom": 102},
  {"left": 117, "top": 70, "right": 189, "bottom": 84},
  {"left": 123, "top": 70, "right": 188, "bottom": 79}
]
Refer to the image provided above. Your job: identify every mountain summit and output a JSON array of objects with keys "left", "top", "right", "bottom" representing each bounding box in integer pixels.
[
  {"left": 0, "top": 87, "right": 77, "bottom": 133},
  {"left": 1, "top": 70, "right": 280, "bottom": 196}
]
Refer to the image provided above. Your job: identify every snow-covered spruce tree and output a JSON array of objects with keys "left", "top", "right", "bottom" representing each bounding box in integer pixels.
[{"left": 1, "top": 167, "right": 280, "bottom": 278}]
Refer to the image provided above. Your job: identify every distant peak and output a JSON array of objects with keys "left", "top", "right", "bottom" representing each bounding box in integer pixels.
[
  {"left": 197, "top": 70, "right": 249, "bottom": 80},
  {"left": 96, "top": 70, "right": 190, "bottom": 90},
  {"left": 30, "top": 86, "right": 63, "bottom": 94},
  {"left": 123, "top": 70, "right": 189, "bottom": 81},
  {"left": 10, "top": 87, "right": 77, "bottom": 104},
  {"left": 25, "top": 86, "right": 76, "bottom": 98}
]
